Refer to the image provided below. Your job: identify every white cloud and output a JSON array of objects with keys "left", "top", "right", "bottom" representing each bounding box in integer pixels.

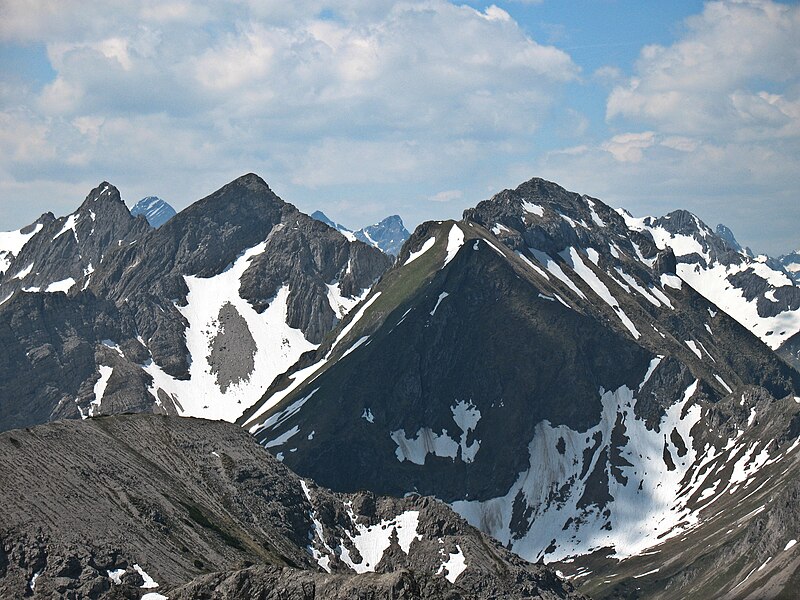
[
  {"left": 429, "top": 189, "right": 463, "bottom": 203},
  {"left": 601, "top": 132, "right": 655, "bottom": 163},
  {"left": 606, "top": 0, "right": 800, "bottom": 141},
  {"left": 0, "top": 0, "right": 579, "bottom": 232}
]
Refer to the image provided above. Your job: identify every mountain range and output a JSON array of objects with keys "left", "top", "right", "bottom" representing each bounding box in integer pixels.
[
  {"left": 311, "top": 211, "right": 411, "bottom": 257},
  {"left": 1, "top": 174, "right": 798, "bottom": 599}
]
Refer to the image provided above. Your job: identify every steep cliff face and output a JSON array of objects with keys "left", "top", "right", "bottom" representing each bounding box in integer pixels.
[
  {"left": 0, "top": 414, "right": 583, "bottom": 600},
  {"left": 244, "top": 177, "right": 800, "bottom": 598},
  {"left": 0, "top": 175, "right": 392, "bottom": 431}
]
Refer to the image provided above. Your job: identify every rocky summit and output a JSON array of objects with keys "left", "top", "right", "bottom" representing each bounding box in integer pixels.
[
  {"left": 130, "top": 196, "right": 177, "bottom": 228},
  {"left": 311, "top": 211, "right": 411, "bottom": 257},
  {"left": 0, "top": 414, "right": 584, "bottom": 600}
]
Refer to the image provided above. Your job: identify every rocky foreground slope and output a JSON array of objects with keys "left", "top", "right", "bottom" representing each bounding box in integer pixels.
[{"left": 0, "top": 414, "right": 583, "bottom": 599}]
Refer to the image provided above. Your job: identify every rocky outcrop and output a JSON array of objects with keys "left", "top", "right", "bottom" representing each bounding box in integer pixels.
[{"left": 0, "top": 182, "right": 150, "bottom": 299}]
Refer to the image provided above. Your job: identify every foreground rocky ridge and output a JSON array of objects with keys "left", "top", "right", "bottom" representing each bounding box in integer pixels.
[
  {"left": 245, "top": 177, "right": 800, "bottom": 598},
  {"left": 0, "top": 414, "right": 582, "bottom": 600}
]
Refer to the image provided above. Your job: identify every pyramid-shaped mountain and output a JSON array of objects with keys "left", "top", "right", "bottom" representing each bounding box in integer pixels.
[{"left": 242, "top": 177, "right": 800, "bottom": 598}]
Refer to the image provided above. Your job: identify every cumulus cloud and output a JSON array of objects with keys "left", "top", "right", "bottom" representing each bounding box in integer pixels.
[
  {"left": 606, "top": 0, "right": 800, "bottom": 140},
  {"left": 429, "top": 189, "right": 463, "bottom": 203},
  {"left": 565, "top": 0, "right": 800, "bottom": 254},
  {"left": 0, "top": 0, "right": 579, "bottom": 229}
]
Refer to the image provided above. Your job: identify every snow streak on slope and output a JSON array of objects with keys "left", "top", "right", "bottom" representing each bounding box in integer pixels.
[
  {"left": 562, "top": 248, "right": 640, "bottom": 339},
  {"left": 404, "top": 237, "right": 436, "bottom": 266},
  {"left": 452, "top": 371, "right": 711, "bottom": 562},
  {"left": 141, "top": 242, "right": 316, "bottom": 421},
  {"left": 0, "top": 223, "right": 43, "bottom": 274},
  {"left": 620, "top": 212, "right": 800, "bottom": 350},
  {"left": 443, "top": 224, "right": 465, "bottom": 267}
]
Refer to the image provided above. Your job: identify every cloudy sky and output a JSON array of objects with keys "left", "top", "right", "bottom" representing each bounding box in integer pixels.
[{"left": 0, "top": 0, "right": 798, "bottom": 254}]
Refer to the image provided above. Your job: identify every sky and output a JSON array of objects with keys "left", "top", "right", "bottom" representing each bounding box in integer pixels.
[{"left": 0, "top": 0, "right": 798, "bottom": 254}]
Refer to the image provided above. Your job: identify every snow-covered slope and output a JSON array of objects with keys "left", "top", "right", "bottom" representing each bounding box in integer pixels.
[
  {"left": 779, "top": 249, "right": 800, "bottom": 284},
  {"left": 130, "top": 196, "right": 176, "bottom": 228},
  {"left": 0, "top": 220, "right": 46, "bottom": 277},
  {"left": 619, "top": 210, "right": 800, "bottom": 351}
]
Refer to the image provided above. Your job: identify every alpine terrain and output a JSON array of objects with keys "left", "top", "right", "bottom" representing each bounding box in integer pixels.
[
  {"left": 0, "top": 414, "right": 583, "bottom": 599},
  {"left": 243, "top": 177, "right": 800, "bottom": 599},
  {"left": 0, "top": 174, "right": 392, "bottom": 432},
  {"left": 2, "top": 173, "right": 799, "bottom": 599}
]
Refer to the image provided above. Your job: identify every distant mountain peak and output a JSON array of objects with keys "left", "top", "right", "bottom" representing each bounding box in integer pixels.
[
  {"left": 131, "top": 196, "right": 177, "bottom": 228},
  {"left": 310, "top": 211, "right": 410, "bottom": 257}
]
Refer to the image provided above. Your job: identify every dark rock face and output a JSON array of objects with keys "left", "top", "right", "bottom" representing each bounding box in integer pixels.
[
  {"left": 0, "top": 415, "right": 583, "bottom": 600},
  {"left": 130, "top": 195, "right": 177, "bottom": 228},
  {"left": 0, "top": 291, "right": 154, "bottom": 431},
  {"left": 245, "top": 177, "right": 800, "bottom": 598},
  {"left": 0, "top": 182, "right": 150, "bottom": 299},
  {"left": 715, "top": 223, "right": 748, "bottom": 255},
  {"left": 0, "top": 174, "right": 392, "bottom": 431}
]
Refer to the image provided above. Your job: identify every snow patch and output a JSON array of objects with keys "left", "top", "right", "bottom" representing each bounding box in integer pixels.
[
  {"left": 452, "top": 380, "right": 704, "bottom": 562},
  {"left": 133, "top": 564, "right": 158, "bottom": 588},
  {"left": 142, "top": 241, "right": 317, "bottom": 422},
  {"left": 442, "top": 224, "right": 464, "bottom": 267},
  {"left": 391, "top": 400, "right": 482, "bottom": 465},
  {"left": 89, "top": 365, "right": 113, "bottom": 417},
  {"left": 437, "top": 544, "right": 467, "bottom": 583},
  {"left": 45, "top": 277, "right": 76, "bottom": 293},
  {"left": 430, "top": 292, "right": 449, "bottom": 316},
  {"left": 53, "top": 213, "right": 80, "bottom": 241},
  {"left": 11, "top": 262, "right": 34, "bottom": 280},
  {"left": 404, "top": 237, "right": 436, "bottom": 266},
  {"left": 340, "top": 508, "right": 421, "bottom": 573},
  {"left": 107, "top": 568, "right": 125, "bottom": 584},
  {"left": 521, "top": 200, "right": 544, "bottom": 217},
  {"left": 660, "top": 274, "right": 682, "bottom": 289}
]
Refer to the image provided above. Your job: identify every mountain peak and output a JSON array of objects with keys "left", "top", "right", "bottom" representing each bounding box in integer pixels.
[
  {"left": 81, "top": 181, "right": 124, "bottom": 207},
  {"left": 131, "top": 196, "right": 176, "bottom": 228},
  {"left": 230, "top": 172, "right": 271, "bottom": 191}
]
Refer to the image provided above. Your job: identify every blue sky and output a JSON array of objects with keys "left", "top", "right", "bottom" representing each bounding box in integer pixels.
[{"left": 0, "top": 1, "right": 797, "bottom": 254}]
